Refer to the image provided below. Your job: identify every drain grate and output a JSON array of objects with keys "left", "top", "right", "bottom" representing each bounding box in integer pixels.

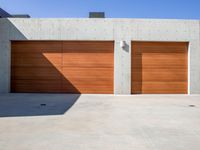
[{"left": 40, "top": 104, "right": 46, "bottom": 107}]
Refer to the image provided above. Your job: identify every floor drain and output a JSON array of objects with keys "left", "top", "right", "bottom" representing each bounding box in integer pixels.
[
  {"left": 189, "top": 105, "right": 195, "bottom": 107},
  {"left": 40, "top": 104, "right": 46, "bottom": 107}
]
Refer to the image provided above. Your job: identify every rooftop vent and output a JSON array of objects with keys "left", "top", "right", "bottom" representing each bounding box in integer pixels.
[{"left": 89, "top": 12, "right": 105, "bottom": 18}]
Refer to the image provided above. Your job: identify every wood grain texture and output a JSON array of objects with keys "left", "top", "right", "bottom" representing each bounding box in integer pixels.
[
  {"left": 11, "top": 41, "right": 114, "bottom": 94},
  {"left": 131, "top": 42, "right": 188, "bottom": 94},
  {"left": 62, "top": 41, "right": 114, "bottom": 94}
]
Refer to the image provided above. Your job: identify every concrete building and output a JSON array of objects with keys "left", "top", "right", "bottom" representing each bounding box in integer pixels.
[{"left": 0, "top": 17, "right": 200, "bottom": 95}]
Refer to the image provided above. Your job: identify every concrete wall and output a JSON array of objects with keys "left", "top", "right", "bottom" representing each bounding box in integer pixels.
[{"left": 0, "top": 18, "right": 200, "bottom": 94}]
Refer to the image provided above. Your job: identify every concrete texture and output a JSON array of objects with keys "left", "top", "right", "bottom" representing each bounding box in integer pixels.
[
  {"left": 0, "top": 18, "right": 200, "bottom": 94},
  {"left": 0, "top": 94, "right": 200, "bottom": 150}
]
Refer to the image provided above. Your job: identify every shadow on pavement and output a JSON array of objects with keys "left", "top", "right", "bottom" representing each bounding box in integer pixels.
[{"left": 0, "top": 94, "right": 80, "bottom": 117}]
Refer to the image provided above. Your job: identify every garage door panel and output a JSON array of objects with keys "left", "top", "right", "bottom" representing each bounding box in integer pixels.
[
  {"left": 12, "top": 41, "right": 62, "bottom": 53},
  {"left": 142, "top": 54, "right": 187, "bottom": 68},
  {"left": 134, "top": 42, "right": 188, "bottom": 47},
  {"left": 12, "top": 56, "right": 62, "bottom": 67},
  {"left": 62, "top": 67, "right": 113, "bottom": 78},
  {"left": 12, "top": 53, "right": 62, "bottom": 64},
  {"left": 134, "top": 47, "right": 187, "bottom": 53},
  {"left": 11, "top": 67, "right": 63, "bottom": 80},
  {"left": 132, "top": 69, "right": 187, "bottom": 82},
  {"left": 63, "top": 53, "right": 113, "bottom": 68},
  {"left": 63, "top": 47, "right": 113, "bottom": 52},
  {"left": 62, "top": 78, "right": 113, "bottom": 87},
  {"left": 63, "top": 41, "right": 114, "bottom": 53},
  {"left": 61, "top": 41, "right": 114, "bottom": 94},
  {"left": 142, "top": 82, "right": 187, "bottom": 94},
  {"left": 11, "top": 41, "right": 114, "bottom": 93},
  {"left": 132, "top": 54, "right": 187, "bottom": 69},
  {"left": 62, "top": 79, "right": 113, "bottom": 85},
  {"left": 62, "top": 84, "right": 113, "bottom": 94},
  {"left": 132, "top": 65, "right": 187, "bottom": 70},
  {"left": 61, "top": 88, "right": 112, "bottom": 94},
  {"left": 132, "top": 82, "right": 187, "bottom": 94},
  {"left": 132, "top": 42, "right": 188, "bottom": 94},
  {"left": 11, "top": 80, "right": 62, "bottom": 93}
]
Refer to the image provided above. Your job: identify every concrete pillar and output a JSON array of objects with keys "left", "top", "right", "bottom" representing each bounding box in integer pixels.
[
  {"left": 114, "top": 40, "right": 131, "bottom": 94},
  {"left": 0, "top": 42, "right": 10, "bottom": 93}
]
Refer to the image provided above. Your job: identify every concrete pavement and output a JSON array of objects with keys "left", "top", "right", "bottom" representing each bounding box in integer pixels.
[{"left": 0, "top": 94, "right": 200, "bottom": 150}]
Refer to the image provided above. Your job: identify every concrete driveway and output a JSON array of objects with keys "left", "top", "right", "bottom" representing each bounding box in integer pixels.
[{"left": 0, "top": 94, "right": 200, "bottom": 150}]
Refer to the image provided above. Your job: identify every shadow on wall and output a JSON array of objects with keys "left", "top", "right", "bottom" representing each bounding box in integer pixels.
[
  {"left": 0, "top": 19, "right": 81, "bottom": 117},
  {"left": 5, "top": 18, "right": 28, "bottom": 40},
  {"left": 0, "top": 94, "right": 80, "bottom": 117},
  {"left": 8, "top": 18, "right": 81, "bottom": 93},
  {"left": 0, "top": 19, "right": 27, "bottom": 93},
  {"left": 11, "top": 41, "right": 81, "bottom": 94}
]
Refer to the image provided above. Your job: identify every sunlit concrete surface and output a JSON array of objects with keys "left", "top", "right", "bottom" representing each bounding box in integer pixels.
[{"left": 0, "top": 94, "right": 200, "bottom": 150}]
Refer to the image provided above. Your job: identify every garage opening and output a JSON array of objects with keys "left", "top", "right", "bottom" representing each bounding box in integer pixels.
[
  {"left": 11, "top": 41, "right": 114, "bottom": 94},
  {"left": 131, "top": 41, "right": 188, "bottom": 94}
]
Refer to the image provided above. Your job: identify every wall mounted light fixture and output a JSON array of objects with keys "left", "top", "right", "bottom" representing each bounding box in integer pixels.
[{"left": 120, "top": 41, "right": 126, "bottom": 49}]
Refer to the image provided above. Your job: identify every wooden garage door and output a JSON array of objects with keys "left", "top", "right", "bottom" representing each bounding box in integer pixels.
[
  {"left": 131, "top": 42, "right": 188, "bottom": 94},
  {"left": 11, "top": 41, "right": 114, "bottom": 94}
]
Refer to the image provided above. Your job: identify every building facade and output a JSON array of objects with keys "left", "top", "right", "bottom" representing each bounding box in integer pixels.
[{"left": 0, "top": 18, "right": 200, "bottom": 94}]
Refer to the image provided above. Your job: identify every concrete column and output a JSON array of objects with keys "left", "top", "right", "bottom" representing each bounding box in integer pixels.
[
  {"left": 0, "top": 42, "right": 10, "bottom": 93},
  {"left": 114, "top": 40, "right": 131, "bottom": 94}
]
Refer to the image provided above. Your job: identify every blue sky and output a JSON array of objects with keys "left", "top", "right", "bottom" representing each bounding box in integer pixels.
[{"left": 0, "top": 0, "right": 200, "bottom": 19}]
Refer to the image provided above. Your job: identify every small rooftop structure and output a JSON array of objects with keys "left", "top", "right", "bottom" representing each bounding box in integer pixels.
[
  {"left": 0, "top": 8, "right": 30, "bottom": 18},
  {"left": 11, "top": 14, "right": 30, "bottom": 18},
  {"left": 89, "top": 12, "right": 105, "bottom": 18}
]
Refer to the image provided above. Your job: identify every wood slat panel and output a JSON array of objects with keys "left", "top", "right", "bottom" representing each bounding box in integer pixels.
[
  {"left": 132, "top": 53, "right": 187, "bottom": 69},
  {"left": 62, "top": 53, "right": 113, "bottom": 68},
  {"left": 11, "top": 67, "right": 63, "bottom": 80},
  {"left": 11, "top": 41, "right": 114, "bottom": 94},
  {"left": 62, "top": 41, "right": 114, "bottom": 93},
  {"left": 133, "top": 41, "right": 188, "bottom": 47},
  {"left": 132, "top": 82, "right": 187, "bottom": 94},
  {"left": 12, "top": 41, "right": 62, "bottom": 53},
  {"left": 11, "top": 80, "right": 62, "bottom": 93},
  {"left": 11, "top": 41, "right": 62, "bottom": 93},
  {"left": 132, "top": 69, "right": 187, "bottom": 82},
  {"left": 11, "top": 55, "right": 62, "bottom": 67},
  {"left": 62, "top": 41, "right": 114, "bottom": 53},
  {"left": 131, "top": 41, "right": 188, "bottom": 94}
]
